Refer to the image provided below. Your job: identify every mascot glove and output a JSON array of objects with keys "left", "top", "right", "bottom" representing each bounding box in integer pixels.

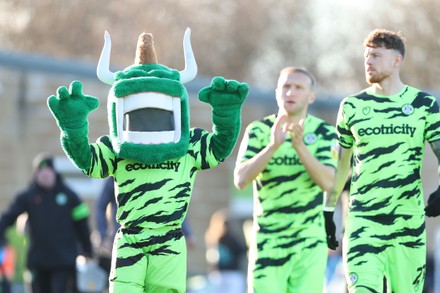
[
  {"left": 198, "top": 76, "right": 249, "bottom": 109},
  {"left": 425, "top": 185, "right": 440, "bottom": 217},
  {"left": 47, "top": 81, "right": 99, "bottom": 130},
  {"left": 324, "top": 211, "right": 339, "bottom": 250}
]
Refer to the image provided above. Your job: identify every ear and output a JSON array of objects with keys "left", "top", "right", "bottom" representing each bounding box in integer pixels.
[
  {"left": 308, "top": 92, "right": 316, "bottom": 104},
  {"left": 394, "top": 54, "right": 403, "bottom": 67}
]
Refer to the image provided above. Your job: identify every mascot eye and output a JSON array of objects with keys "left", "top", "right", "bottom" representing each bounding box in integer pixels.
[{"left": 124, "top": 108, "right": 174, "bottom": 132}]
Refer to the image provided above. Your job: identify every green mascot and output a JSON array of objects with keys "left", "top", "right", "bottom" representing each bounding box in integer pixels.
[{"left": 47, "top": 28, "right": 249, "bottom": 293}]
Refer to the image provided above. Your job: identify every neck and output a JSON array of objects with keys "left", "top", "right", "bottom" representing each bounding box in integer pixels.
[
  {"left": 371, "top": 76, "right": 404, "bottom": 96},
  {"left": 278, "top": 111, "right": 307, "bottom": 123}
]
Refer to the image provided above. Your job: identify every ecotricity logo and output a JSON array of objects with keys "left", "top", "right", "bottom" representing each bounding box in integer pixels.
[
  {"left": 125, "top": 161, "right": 181, "bottom": 172},
  {"left": 358, "top": 124, "right": 416, "bottom": 137},
  {"left": 269, "top": 155, "right": 301, "bottom": 166}
]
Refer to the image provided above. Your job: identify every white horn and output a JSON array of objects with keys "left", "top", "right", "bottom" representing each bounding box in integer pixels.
[
  {"left": 179, "top": 28, "right": 198, "bottom": 84},
  {"left": 97, "top": 31, "right": 116, "bottom": 85}
]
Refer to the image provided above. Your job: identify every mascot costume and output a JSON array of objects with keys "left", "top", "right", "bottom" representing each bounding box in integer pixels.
[{"left": 47, "top": 28, "right": 249, "bottom": 292}]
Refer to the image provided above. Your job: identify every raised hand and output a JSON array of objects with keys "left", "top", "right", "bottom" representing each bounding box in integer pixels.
[
  {"left": 47, "top": 81, "right": 99, "bottom": 130},
  {"left": 198, "top": 76, "right": 248, "bottom": 108},
  {"left": 289, "top": 119, "right": 305, "bottom": 149},
  {"left": 270, "top": 114, "right": 289, "bottom": 150},
  {"left": 198, "top": 76, "right": 249, "bottom": 161}
]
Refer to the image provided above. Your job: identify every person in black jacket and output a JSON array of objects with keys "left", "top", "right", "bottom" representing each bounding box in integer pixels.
[
  {"left": 205, "top": 209, "right": 247, "bottom": 293},
  {"left": 94, "top": 177, "right": 118, "bottom": 293},
  {"left": 0, "top": 154, "right": 93, "bottom": 293}
]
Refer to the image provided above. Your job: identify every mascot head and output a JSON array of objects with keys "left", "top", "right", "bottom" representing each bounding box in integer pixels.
[{"left": 96, "top": 28, "right": 197, "bottom": 164}]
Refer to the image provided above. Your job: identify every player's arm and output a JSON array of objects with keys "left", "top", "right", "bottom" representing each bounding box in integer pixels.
[
  {"left": 431, "top": 139, "right": 440, "bottom": 179},
  {"left": 234, "top": 135, "right": 277, "bottom": 190},
  {"left": 234, "top": 115, "right": 288, "bottom": 189},
  {"left": 325, "top": 146, "right": 353, "bottom": 209},
  {"left": 424, "top": 139, "right": 440, "bottom": 217},
  {"left": 297, "top": 147, "right": 335, "bottom": 192},
  {"left": 323, "top": 145, "right": 352, "bottom": 250}
]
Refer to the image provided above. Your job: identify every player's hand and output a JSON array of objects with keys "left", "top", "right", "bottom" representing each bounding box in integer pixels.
[
  {"left": 47, "top": 81, "right": 99, "bottom": 130},
  {"left": 425, "top": 186, "right": 440, "bottom": 217},
  {"left": 270, "top": 114, "right": 289, "bottom": 149},
  {"left": 198, "top": 76, "right": 249, "bottom": 109},
  {"left": 324, "top": 211, "right": 339, "bottom": 250},
  {"left": 288, "top": 119, "right": 305, "bottom": 149},
  {"left": 98, "top": 237, "right": 114, "bottom": 256}
]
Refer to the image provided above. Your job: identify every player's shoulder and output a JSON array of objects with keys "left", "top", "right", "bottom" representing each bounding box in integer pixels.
[
  {"left": 405, "top": 85, "right": 436, "bottom": 100},
  {"left": 306, "top": 114, "right": 337, "bottom": 135},
  {"left": 307, "top": 113, "right": 326, "bottom": 122},
  {"left": 306, "top": 114, "right": 331, "bottom": 127},
  {"left": 246, "top": 114, "right": 276, "bottom": 131},
  {"left": 338, "top": 88, "right": 387, "bottom": 113},
  {"left": 342, "top": 89, "right": 370, "bottom": 103}
]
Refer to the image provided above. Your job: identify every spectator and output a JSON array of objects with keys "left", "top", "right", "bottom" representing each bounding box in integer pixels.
[
  {"left": 182, "top": 217, "right": 195, "bottom": 250},
  {"left": 205, "top": 209, "right": 246, "bottom": 293},
  {"left": 95, "top": 177, "right": 119, "bottom": 280},
  {"left": 0, "top": 154, "right": 93, "bottom": 293}
]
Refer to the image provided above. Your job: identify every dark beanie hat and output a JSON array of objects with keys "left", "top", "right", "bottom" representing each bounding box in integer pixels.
[{"left": 32, "top": 153, "right": 54, "bottom": 171}]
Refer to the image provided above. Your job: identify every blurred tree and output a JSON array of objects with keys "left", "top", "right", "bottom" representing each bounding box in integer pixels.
[
  {"left": 364, "top": 0, "right": 440, "bottom": 92},
  {"left": 0, "top": 0, "right": 439, "bottom": 95}
]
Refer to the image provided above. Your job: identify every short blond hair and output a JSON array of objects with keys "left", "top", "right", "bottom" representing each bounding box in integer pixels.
[{"left": 279, "top": 67, "right": 316, "bottom": 90}]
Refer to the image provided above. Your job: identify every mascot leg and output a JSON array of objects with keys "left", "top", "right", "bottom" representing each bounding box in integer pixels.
[{"left": 109, "top": 229, "right": 187, "bottom": 293}]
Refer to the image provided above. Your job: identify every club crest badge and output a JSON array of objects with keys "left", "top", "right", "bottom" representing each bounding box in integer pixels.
[
  {"left": 402, "top": 104, "right": 414, "bottom": 115},
  {"left": 348, "top": 272, "right": 358, "bottom": 286},
  {"left": 303, "top": 133, "right": 317, "bottom": 145}
]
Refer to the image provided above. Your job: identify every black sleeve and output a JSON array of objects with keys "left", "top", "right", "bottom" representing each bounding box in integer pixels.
[
  {"left": 74, "top": 218, "right": 93, "bottom": 257},
  {"left": 0, "top": 192, "right": 28, "bottom": 244},
  {"left": 96, "top": 178, "right": 115, "bottom": 239},
  {"left": 65, "top": 185, "right": 94, "bottom": 257}
]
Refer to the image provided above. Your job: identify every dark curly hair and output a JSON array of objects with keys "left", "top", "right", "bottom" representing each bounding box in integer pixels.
[{"left": 363, "top": 29, "right": 406, "bottom": 58}]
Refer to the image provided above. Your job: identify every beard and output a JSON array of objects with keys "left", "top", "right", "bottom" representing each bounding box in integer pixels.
[{"left": 365, "top": 69, "right": 391, "bottom": 85}]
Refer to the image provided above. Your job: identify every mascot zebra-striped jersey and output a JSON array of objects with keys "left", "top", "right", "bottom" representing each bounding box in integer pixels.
[{"left": 47, "top": 28, "right": 249, "bottom": 293}]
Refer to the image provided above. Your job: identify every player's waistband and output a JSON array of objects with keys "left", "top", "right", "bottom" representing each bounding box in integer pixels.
[{"left": 119, "top": 225, "right": 183, "bottom": 236}]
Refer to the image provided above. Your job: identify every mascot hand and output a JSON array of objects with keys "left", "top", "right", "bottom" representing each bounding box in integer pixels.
[
  {"left": 47, "top": 81, "right": 99, "bottom": 130},
  {"left": 198, "top": 76, "right": 249, "bottom": 109}
]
